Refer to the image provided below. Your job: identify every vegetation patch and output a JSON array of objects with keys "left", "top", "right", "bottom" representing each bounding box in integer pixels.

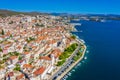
[{"left": 57, "top": 43, "right": 78, "bottom": 66}]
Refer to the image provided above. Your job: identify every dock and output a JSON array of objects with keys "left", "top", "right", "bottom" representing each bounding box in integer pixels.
[{"left": 71, "top": 23, "right": 82, "bottom": 26}]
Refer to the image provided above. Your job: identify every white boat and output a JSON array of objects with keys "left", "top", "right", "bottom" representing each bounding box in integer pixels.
[
  {"left": 77, "top": 63, "right": 81, "bottom": 66},
  {"left": 80, "top": 39, "right": 85, "bottom": 43},
  {"left": 73, "top": 19, "right": 80, "bottom": 21},
  {"left": 68, "top": 72, "right": 72, "bottom": 76},
  {"left": 101, "top": 19, "right": 106, "bottom": 22},
  {"left": 84, "top": 56, "right": 87, "bottom": 60},
  {"left": 72, "top": 69, "right": 75, "bottom": 72},
  {"left": 65, "top": 75, "right": 68, "bottom": 78},
  {"left": 86, "top": 50, "right": 89, "bottom": 53}
]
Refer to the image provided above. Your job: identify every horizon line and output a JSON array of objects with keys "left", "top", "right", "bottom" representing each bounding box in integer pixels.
[{"left": 0, "top": 8, "right": 120, "bottom": 15}]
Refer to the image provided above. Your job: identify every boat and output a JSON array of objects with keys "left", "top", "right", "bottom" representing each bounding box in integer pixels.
[
  {"left": 68, "top": 72, "right": 72, "bottom": 76},
  {"left": 101, "top": 19, "right": 106, "bottom": 22},
  {"left": 84, "top": 56, "right": 87, "bottom": 60},
  {"left": 80, "top": 39, "right": 85, "bottom": 43},
  {"left": 71, "top": 23, "right": 82, "bottom": 26},
  {"left": 72, "top": 69, "right": 75, "bottom": 72},
  {"left": 77, "top": 62, "right": 81, "bottom": 66},
  {"left": 65, "top": 75, "right": 68, "bottom": 78},
  {"left": 73, "top": 19, "right": 80, "bottom": 21},
  {"left": 86, "top": 50, "right": 89, "bottom": 53},
  {"left": 82, "top": 61, "right": 85, "bottom": 63}
]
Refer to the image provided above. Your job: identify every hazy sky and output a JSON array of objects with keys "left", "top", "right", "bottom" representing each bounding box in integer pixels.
[{"left": 0, "top": 0, "right": 120, "bottom": 14}]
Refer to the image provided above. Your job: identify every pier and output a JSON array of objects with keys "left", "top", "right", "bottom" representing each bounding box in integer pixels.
[
  {"left": 71, "top": 23, "right": 82, "bottom": 26},
  {"left": 71, "top": 31, "right": 83, "bottom": 32}
]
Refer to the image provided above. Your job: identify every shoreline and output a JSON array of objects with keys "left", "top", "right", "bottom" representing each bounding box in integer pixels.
[
  {"left": 56, "top": 39, "right": 87, "bottom": 80},
  {"left": 50, "top": 21, "right": 86, "bottom": 80},
  {"left": 56, "top": 21, "right": 86, "bottom": 80},
  {"left": 57, "top": 21, "right": 86, "bottom": 80}
]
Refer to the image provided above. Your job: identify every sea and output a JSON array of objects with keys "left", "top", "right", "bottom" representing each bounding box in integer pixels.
[{"left": 65, "top": 20, "right": 120, "bottom": 80}]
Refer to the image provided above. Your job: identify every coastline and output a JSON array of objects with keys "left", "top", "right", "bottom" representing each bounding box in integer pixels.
[
  {"left": 57, "top": 40, "right": 86, "bottom": 80},
  {"left": 50, "top": 20, "right": 86, "bottom": 80},
  {"left": 56, "top": 22, "right": 87, "bottom": 80},
  {"left": 70, "top": 22, "right": 82, "bottom": 32}
]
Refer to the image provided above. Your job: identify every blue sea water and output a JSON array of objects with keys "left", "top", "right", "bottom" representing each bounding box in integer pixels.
[{"left": 66, "top": 20, "right": 120, "bottom": 80}]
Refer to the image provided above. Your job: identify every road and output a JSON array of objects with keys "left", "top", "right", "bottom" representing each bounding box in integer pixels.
[{"left": 51, "top": 42, "right": 81, "bottom": 80}]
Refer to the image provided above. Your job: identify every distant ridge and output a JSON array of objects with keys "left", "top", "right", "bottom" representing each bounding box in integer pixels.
[
  {"left": 0, "top": 9, "right": 120, "bottom": 20},
  {"left": 0, "top": 9, "right": 22, "bottom": 16},
  {"left": 0, "top": 9, "right": 49, "bottom": 17}
]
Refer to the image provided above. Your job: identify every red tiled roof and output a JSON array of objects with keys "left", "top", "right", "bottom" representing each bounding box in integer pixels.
[
  {"left": 10, "top": 56, "right": 17, "bottom": 60},
  {"left": 23, "top": 51, "right": 29, "bottom": 55},
  {"left": 18, "top": 60, "right": 24, "bottom": 63},
  {"left": 16, "top": 74, "right": 24, "bottom": 80},
  {"left": 51, "top": 49, "right": 62, "bottom": 58},
  {"left": 33, "top": 66, "right": 45, "bottom": 75},
  {"left": 23, "top": 64, "right": 33, "bottom": 68},
  {"left": 39, "top": 56, "right": 51, "bottom": 61},
  {"left": 7, "top": 72, "right": 14, "bottom": 77},
  {"left": 17, "top": 46, "right": 21, "bottom": 49}
]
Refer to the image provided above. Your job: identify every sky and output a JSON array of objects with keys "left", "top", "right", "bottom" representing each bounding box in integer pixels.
[{"left": 0, "top": 0, "right": 120, "bottom": 14}]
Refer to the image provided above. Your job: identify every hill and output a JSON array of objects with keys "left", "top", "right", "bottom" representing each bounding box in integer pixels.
[{"left": 0, "top": 9, "right": 49, "bottom": 17}]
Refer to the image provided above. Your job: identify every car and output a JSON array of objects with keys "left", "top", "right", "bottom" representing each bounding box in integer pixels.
[{"left": 53, "top": 76, "right": 57, "bottom": 80}]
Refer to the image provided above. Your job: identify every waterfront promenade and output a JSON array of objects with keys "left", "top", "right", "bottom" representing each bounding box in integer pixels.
[
  {"left": 51, "top": 39, "right": 86, "bottom": 80},
  {"left": 58, "top": 40, "right": 86, "bottom": 80}
]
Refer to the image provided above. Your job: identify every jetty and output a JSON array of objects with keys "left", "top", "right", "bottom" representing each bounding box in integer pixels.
[
  {"left": 71, "top": 23, "right": 82, "bottom": 26},
  {"left": 71, "top": 31, "right": 83, "bottom": 32}
]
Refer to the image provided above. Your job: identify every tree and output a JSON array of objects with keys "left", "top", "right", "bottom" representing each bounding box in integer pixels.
[
  {"left": 71, "top": 35, "right": 76, "bottom": 39},
  {"left": 0, "top": 47, "right": 2, "bottom": 52},
  {"left": 63, "top": 52, "right": 70, "bottom": 58},
  {"left": 40, "top": 24, "right": 44, "bottom": 27},
  {"left": 77, "top": 51, "right": 82, "bottom": 56},
  {"left": 3, "top": 58, "right": 7, "bottom": 62},
  {"left": 10, "top": 34, "right": 13, "bottom": 38},
  {"left": 73, "top": 56, "right": 79, "bottom": 61},
  {"left": 57, "top": 43, "right": 78, "bottom": 66},
  {"left": 9, "top": 21, "right": 13, "bottom": 24},
  {"left": 1, "top": 29, "right": 4, "bottom": 35},
  {"left": 14, "top": 64, "right": 21, "bottom": 71},
  {"left": 14, "top": 51, "right": 20, "bottom": 56},
  {"left": 59, "top": 55, "right": 65, "bottom": 60},
  {"left": 57, "top": 59, "right": 66, "bottom": 66},
  {"left": 18, "top": 56, "right": 22, "bottom": 60},
  {"left": 26, "top": 37, "right": 35, "bottom": 43}
]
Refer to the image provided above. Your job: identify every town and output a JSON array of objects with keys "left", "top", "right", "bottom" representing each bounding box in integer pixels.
[{"left": 0, "top": 14, "right": 86, "bottom": 80}]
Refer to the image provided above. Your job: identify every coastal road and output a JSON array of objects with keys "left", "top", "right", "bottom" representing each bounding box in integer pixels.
[{"left": 51, "top": 42, "right": 81, "bottom": 80}]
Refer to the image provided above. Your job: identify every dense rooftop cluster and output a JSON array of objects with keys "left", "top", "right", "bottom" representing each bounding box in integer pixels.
[{"left": 0, "top": 14, "right": 76, "bottom": 80}]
